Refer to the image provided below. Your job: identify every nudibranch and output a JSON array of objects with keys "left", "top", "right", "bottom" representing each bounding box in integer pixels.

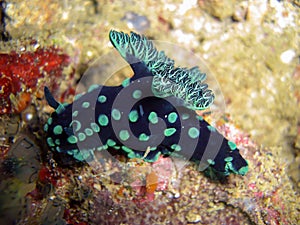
[{"left": 44, "top": 30, "right": 248, "bottom": 177}]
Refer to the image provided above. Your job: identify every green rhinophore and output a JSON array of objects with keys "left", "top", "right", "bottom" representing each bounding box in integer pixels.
[
  {"left": 228, "top": 141, "right": 237, "bottom": 150},
  {"left": 97, "top": 95, "right": 107, "bottom": 103},
  {"left": 188, "top": 127, "right": 200, "bottom": 139},
  {"left": 168, "top": 112, "right": 178, "bottom": 123},
  {"left": 98, "top": 114, "right": 109, "bottom": 126},
  {"left": 129, "top": 110, "right": 138, "bottom": 122},
  {"left": 164, "top": 128, "right": 177, "bottom": 137},
  {"left": 139, "top": 133, "right": 149, "bottom": 141},
  {"left": 112, "top": 108, "right": 121, "bottom": 120},
  {"left": 67, "top": 135, "right": 78, "bottom": 144},
  {"left": 148, "top": 111, "right": 158, "bottom": 124},
  {"left": 119, "top": 130, "right": 130, "bottom": 141},
  {"left": 53, "top": 125, "right": 63, "bottom": 135},
  {"left": 90, "top": 122, "right": 100, "bottom": 132}
]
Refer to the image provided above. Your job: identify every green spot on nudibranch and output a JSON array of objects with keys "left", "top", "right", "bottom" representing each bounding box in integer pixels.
[
  {"left": 67, "top": 135, "right": 78, "bottom": 144},
  {"left": 70, "top": 120, "right": 81, "bottom": 132},
  {"left": 97, "top": 95, "right": 107, "bottom": 103},
  {"left": 129, "top": 110, "right": 138, "bottom": 122},
  {"left": 238, "top": 166, "right": 248, "bottom": 175},
  {"left": 128, "top": 151, "right": 137, "bottom": 159},
  {"left": 145, "top": 152, "right": 161, "bottom": 162},
  {"left": 53, "top": 125, "right": 63, "bottom": 135},
  {"left": 72, "top": 110, "right": 78, "bottom": 117},
  {"left": 182, "top": 113, "right": 190, "bottom": 120},
  {"left": 82, "top": 101, "right": 90, "bottom": 108},
  {"left": 196, "top": 115, "right": 203, "bottom": 121},
  {"left": 119, "top": 130, "right": 130, "bottom": 141},
  {"left": 44, "top": 123, "right": 48, "bottom": 132},
  {"left": 225, "top": 162, "right": 235, "bottom": 174},
  {"left": 90, "top": 122, "right": 100, "bottom": 132},
  {"left": 132, "top": 90, "right": 142, "bottom": 99},
  {"left": 148, "top": 111, "right": 158, "bottom": 124},
  {"left": 67, "top": 150, "right": 74, "bottom": 155},
  {"left": 97, "top": 145, "right": 108, "bottom": 151},
  {"left": 168, "top": 112, "right": 178, "bottom": 123},
  {"left": 98, "top": 114, "right": 109, "bottom": 126},
  {"left": 85, "top": 128, "right": 93, "bottom": 136},
  {"left": 78, "top": 132, "right": 86, "bottom": 141},
  {"left": 74, "top": 93, "right": 83, "bottom": 100},
  {"left": 228, "top": 141, "right": 237, "bottom": 150},
  {"left": 56, "top": 104, "right": 66, "bottom": 114},
  {"left": 55, "top": 139, "right": 60, "bottom": 145},
  {"left": 47, "top": 117, "right": 53, "bottom": 125},
  {"left": 207, "top": 159, "right": 215, "bottom": 165},
  {"left": 122, "top": 145, "right": 133, "bottom": 153},
  {"left": 171, "top": 144, "right": 181, "bottom": 151},
  {"left": 73, "top": 151, "right": 84, "bottom": 161},
  {"left": 139, "top": 133, "right": 149, "bottom": 141},
  {"left": 149, "top": 147, "right": 157, "bottom": 151},
  {"left": 47, "top": 137, "right": 55, "bottom": 147},
  {"left": 188, "top": 127, "right": 200, "bottom": 139},
  {"left": 224, "top": 157, "right": 233, "bottom": 162},
  {"left": 111, "top": 108, "right": 121, "bottom": 120},
  {"left": 122, "top": 78, "right": 130, "bottom": 87},
  {"left": 207, "top": 125, "right": 216, "bottom": 132},
  {"left": 107, "top": 139, "right": 116, "bottom": 147},
  {"left": 164, "top": 128, "right": 177, "bottom": 136},
  {"left": 88, "top": 84, "right": 99, "bottom": 92}
]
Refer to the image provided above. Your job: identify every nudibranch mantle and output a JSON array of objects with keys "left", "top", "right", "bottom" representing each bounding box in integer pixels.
[{"left": 44, "top": 30, "right": 248, "bottom": 177}]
